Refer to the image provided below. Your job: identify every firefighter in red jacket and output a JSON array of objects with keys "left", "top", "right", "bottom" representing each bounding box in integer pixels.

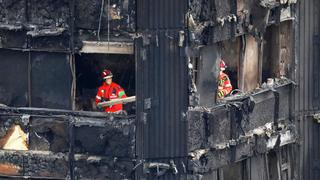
[
  {"left": 95, "top": 69, "right": 127, "bottom": 113},
  {"left": 217, "top": 60, "right": 233, "bottom": 99}
]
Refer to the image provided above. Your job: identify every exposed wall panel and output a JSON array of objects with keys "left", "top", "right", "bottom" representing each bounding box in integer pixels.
[{"left": 241, "top": 35, "right": 259, "bottom": 91}]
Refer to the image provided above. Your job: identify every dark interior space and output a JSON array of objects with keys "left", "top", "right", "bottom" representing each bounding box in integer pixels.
[
  {"left": 262, "top": 25, "right": 278, "bottom": 83},
  {"left": 75, "top": 53, "right": 135, "bottom": 114},
  {"left": 220, "top": 38, "right": 240, "bottom": 91}
]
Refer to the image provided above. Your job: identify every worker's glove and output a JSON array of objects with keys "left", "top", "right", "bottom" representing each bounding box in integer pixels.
[
  {"left": 217, "top": 90, "right": 225, "bottom": 99},
  {"left": 97, "top": 103, "right": 103, "bottom": 110}
]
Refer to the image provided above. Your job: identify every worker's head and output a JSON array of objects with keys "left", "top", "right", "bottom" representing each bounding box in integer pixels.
[
  {"left": 220, "top": 59, "right": 227, "bottom": 72},
  {"left": 102, "top": 69, "right": 113, "bottom": 85}
]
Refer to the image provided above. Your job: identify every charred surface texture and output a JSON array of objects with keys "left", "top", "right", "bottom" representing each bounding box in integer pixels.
[
  {"left": 29, "top": 0, "right": 70, "bottom": 28},
  {"left": 29, "top": 117, "right": 69, "bottom": 152},
  {"left": 0, "top": 107, "right": 135, "bottom": 179},
  {"left": 75, "top": 155, "right": 134, "bottom": 180},
  {"left": 188, "top": 0, "right": 296, "bottom": 45},
  {"left": 0, "top": 30, "right": 27, "bottom": 49},
  {"left": 0, "top": 0, "right": 135, "bottom": 50},
  {"left": 0, "top": 150, "right": 68, "bottom": 178},
  {"left": 187, "top": 82, "right": 296, "bottom": 174},
  {"left": 76, "top": 0, "right": 135, "bottom": 32},
  {"left": 74, "top": 117, "right": 135, "bottom": 157},
  {"left": 0, "top": 0, "right": 26, "bottom": 24}
]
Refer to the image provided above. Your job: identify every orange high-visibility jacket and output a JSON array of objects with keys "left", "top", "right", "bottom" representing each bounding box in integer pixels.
[
  {"left": 95, "top": 82, "right": 127, "bottom": 112},
  {"left": 218, "top": 72, "right": 232, "bottom": 98}
]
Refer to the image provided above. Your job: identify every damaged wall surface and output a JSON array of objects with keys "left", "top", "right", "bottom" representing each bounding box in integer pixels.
[
  {"left": 187, "top": 81, "right": 296, "bottom": 176},
  {"left": 0, "top": 0, "right": 136, "bottom": 51},
  {"left": 0, "top": 0, "right": 310, "bottom": 180},
  {"left": 0, "top": 107, "right": 135, "bottom": 179}
]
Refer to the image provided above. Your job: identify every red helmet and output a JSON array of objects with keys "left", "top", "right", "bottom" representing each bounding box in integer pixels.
[
  {"left": 220, "top": 59, "right": 226, "bottom": 71},
  {"left": 102, "top": 69, "right": 113, "bottom": 79}
]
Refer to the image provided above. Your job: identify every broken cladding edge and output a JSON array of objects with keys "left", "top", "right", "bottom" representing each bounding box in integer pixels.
[{"left": 80, "top": 41, "right": 134, "bottom": 54}]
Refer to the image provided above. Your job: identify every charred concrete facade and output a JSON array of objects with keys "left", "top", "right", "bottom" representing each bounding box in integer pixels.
[{"left": 0, "top": 0, "right": 314, "bottom": 180}]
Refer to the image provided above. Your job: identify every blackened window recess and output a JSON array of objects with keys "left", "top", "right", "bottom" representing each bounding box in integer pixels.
[
  {"left": 262, "top": 25, "right": 278, "bottom": 83},
  {"left": 30, "top": 52, "right": 72, "bottom": 109},
  {"left": 220, "top": 38, "right": 241, "bottom": 90},
  {"left": 0, "top": 49, "right": 29, "bottom": 107},
  {"left": 75, "top": 53, "right": 135, "bottom": 113}
]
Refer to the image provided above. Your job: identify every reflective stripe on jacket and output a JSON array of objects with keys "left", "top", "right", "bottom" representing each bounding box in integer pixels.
[
  {"left": 95, "top": 82, "right": 127, "bottom": 112},
  {"left": 218, "top": 72, "right": 232, "bottom": 98}
]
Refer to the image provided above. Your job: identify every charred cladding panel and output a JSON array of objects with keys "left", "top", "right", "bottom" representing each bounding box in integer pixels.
[
  {"left": 0, "top": 0, "right": 26, "bottom": 24},
  {"left": 0, "top": 49, "right": 29, "bottom": 107},
  {"left": 0, "top": 30, "right": 28, "bottom": 49},
  {"left": 136, "top": 30, "right": 189, "bottom": 159},
  {"left": 30, "top": 52, "right": 72, "bottom": 109},
  {"left": 137, "top": 0, "right": 187, "bottom": 30},
  {"left": 75, "top": 0, "right": 136, "bottom": 32},
  {"left": 29, "top": 0, "right": 70, "bottom": 29}
]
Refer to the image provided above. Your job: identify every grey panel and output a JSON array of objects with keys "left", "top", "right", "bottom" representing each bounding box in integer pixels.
[
  {"left": 137, "top": 0, "right": 187, "bottom": 30},
  {"left": 197, "top": 45, "right": 219, "bottom": 106},
  {"left": 136, "top": 30, "right": 189, "bottom": 159},
  {"left": 30, "top": 52, "right": 72, "bottom": 109},
  {"left": 296, "top": 0, "right": 320, "bottom": 179},
  {"left": 0, "top": 49, "right": 29, "bottom": 107}
]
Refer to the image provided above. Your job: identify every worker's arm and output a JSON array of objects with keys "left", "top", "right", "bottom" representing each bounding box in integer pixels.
[
  {"left": 223, "top": 76, "right": 233, "bottom": 95},
  {"left": 116, "top": 86, "right": 127, "bottom": 98},
  {"left": 95, "top": 89, "right": 104, "bottom": 106},
  {"left": 217, "top": 74, "right": 233, "bottom": 99}
]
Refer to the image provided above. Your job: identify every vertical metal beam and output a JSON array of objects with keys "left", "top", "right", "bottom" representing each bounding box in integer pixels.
[
  {"left": 69, "top": 0, "right": 76, "bottom": 110},
  {"left": 265, "top": 153, "right": 271, "bottom": 180},
  {"left": 258, "top": 39, "right": 264, "bottom": 85},
  {"left": 239, "top": 35, "right": 246, "bottom": 90},
  {"left": 28, "top": 51, "right": 32, "bottom": 107},
  {"left": 70, "top": 55, "right": 76, "bottom": 110},
  {"left": 68, "top": 117, "right": 75, "bottom": 180}
]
